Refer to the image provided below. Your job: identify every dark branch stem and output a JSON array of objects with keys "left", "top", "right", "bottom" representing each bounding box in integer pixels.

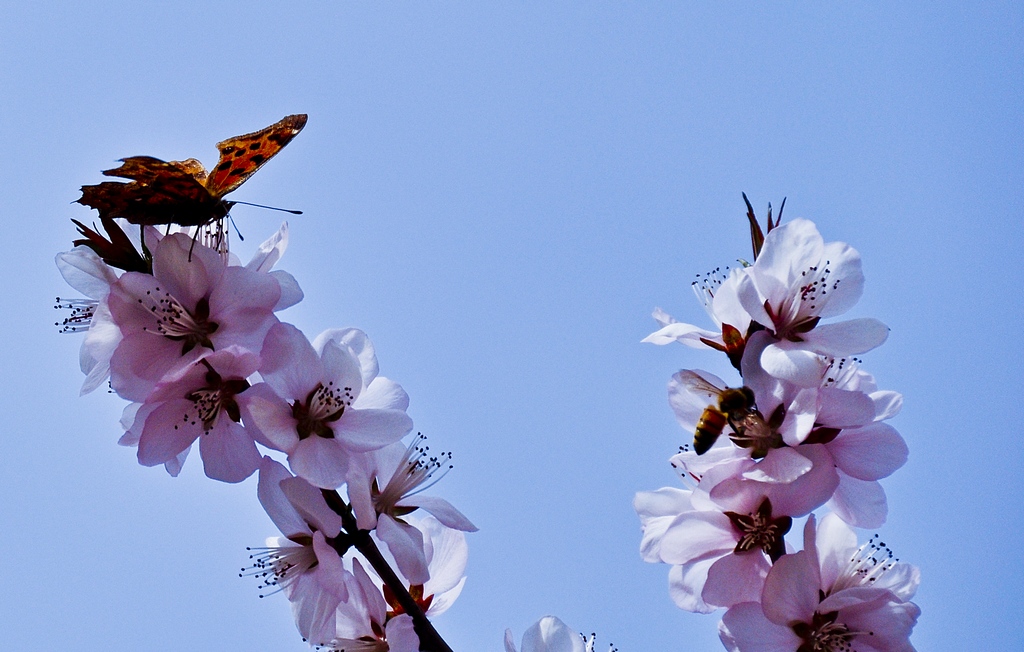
[{"left": 321, "top": 489, "right": 454, "bottom": 652}]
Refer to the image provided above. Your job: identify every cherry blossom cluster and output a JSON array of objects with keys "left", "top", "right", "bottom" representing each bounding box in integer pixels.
[
  {"left": 56, "top": 218, "right": 475, "bottom": 651},
  {"left": 634, "top": 209, "right": 921, "bottom": 650}
]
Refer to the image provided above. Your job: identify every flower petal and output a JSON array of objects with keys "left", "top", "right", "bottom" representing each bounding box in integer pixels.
[
  {"left": 668, "top": 558, "right": 717, "bottom": 614},
  {"left": 280, "top": 476, "right": 343, "bottom": 537},
  {"left": 520, "top": 616, "right": 586, "bottom": 652},
  {"left": 314, "top": 328, "right": 379, "bottom": 388},
  {"left": 702, "top": 552, "right": 770, "bottom": 609},
  {"left": 334, "top": 408, "right": 413, "bottom": 452},
  {"left": 741, "top": 447, "right": 813, "bottom": 484},
  {"left": 718, "top": 602, "right": 798, "bottom": 652},
  {"left": 643, "top": 321, "right": 721, "bottom": 347},
  {"left": 659, "top": 510, "right": 736, "bottom": 565},
  {"left": 761, "top": 550, "right": 820, "bottom": 626},
  {"left": 56, "top": 246, "right": 118, "bottom": 298},
  {"left": 401, "top": 494, "right": 477, "bottom": 531},
  {"left": 760, "top": 342, "right": 825, "bottom": 387},
  {"left": 288, "top": 437, "right": 349, "bottom": 489},
  {"left": 198, "top": 419, "right": 261, "bottom": 483},
  {"left": 257, "top": 457, "right": 310, "bottom": 539},
  {"left": 137, "top": 399, "right": 201, "bottom": 466},
  {"left": 803, "top": 318, "right": 889, "bottom": 357},
  {"left": 236, "top": 382, "right": 299, "bottom": 452},
  {"left": 258, "top": 323, "right": 322, "bottom": 399},
  {"left": 376, "top": 514, "right": 429, "bottom": 585},
  {"left": 827, "top": 474, "right": 888, "bottom": 528},
  {"left": 357, "top": 377, "right": 410, "bottom": 411},
  {"left": 828, "top": 422, "right": 908, "bottom": 481}
]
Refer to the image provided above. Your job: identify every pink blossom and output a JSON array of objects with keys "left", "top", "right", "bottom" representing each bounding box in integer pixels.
[
  {"left": 718, "top": 513, "right": 920, "bottom": 652},
  {"left": 357, "top": 514, "right": 470, "bottom": 618},
  {"left": 119, "top": 346, "right": 263, "bottom": 482},
  {"left": 741, "top": 339, "right": 909, "bottom": 528},
  {"left": 238, "top": 324, "right": 413, "bottom": 488},
  {"left": 734, "top": 219, "right": 889, "bottom": 386},
  {"left": 246, "top": 457, "right": 349, "bottom": 645},
  {"left": 106, "top": 233, "right": 281, "bottom": 401},
  {"left": 634, "top": 488, "right": 791, "bottom": 612},
  {"left": 643, "top": 266, "right": 753, "bottom": 368},
  {"left": 666, "top": 338, "right": 905, "bottom": 526},
  {"left": 327, "top": 558, "right": 420, "bottom": 652},
  {"left": 346, "top": 436, "right": 477, "bottom": 584},
  {"left": 55, "top": 245, "right": 122, "bottom": 394}
]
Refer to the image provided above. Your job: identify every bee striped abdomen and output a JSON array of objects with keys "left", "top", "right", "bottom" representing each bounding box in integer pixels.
[{"left": 694, "top": 407, "right": 728, "bottom": 455}]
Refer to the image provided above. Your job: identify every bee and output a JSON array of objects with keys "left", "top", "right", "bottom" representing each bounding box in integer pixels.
[{"left": 676, "top": 370, "right": 780, "bottom": 458}]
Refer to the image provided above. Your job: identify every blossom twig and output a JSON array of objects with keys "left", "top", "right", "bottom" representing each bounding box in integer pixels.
[{"left": 321, "top": 489, "right": 454, "bottom": 652}]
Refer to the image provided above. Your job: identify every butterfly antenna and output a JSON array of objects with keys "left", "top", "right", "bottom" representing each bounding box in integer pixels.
[
  {"left": 231, "top": 201, "right": 302, "bottom": 215},
  {"left": 228, "top": 214, "right": 245, "bottom": 242}
]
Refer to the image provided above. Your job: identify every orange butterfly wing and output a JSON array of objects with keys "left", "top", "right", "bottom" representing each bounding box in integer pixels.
[{"left": 204, "top": 113, "right": 307, "bottom": 197}]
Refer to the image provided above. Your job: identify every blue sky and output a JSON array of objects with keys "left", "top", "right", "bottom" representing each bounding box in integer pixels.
[{"left": 2, "top": 3, "right": 1022, "bottom": 650}]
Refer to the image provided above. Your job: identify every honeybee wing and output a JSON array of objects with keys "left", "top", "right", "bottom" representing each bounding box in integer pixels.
[
  {"left": 669, "top": 369, "right": 730, "bottom": 429},
  {"left": 674, "top": 369, "right": 728, "bottom": 400},
  {"left": 670, "top": 370, "right": 734, "bottom": 456}
]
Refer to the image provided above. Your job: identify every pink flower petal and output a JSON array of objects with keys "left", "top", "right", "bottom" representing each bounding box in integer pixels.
[
  {"left": 719, "top": 602, "right": 798, "bottom": 652},
  {"left": 840, "top": 594, "right": 920, "bottom": 649},
  {"left": 827, "top": 423, "right": 908, "bottom": 480},
  {"left": 814, "top": 512, "right": 859, "bottom": 591},
  {"left": 803, "top": 318, "right": 889, "bottom": 357},
  {"left": 376, "top": 514, "right": 429, "bottom": 586},
  {"left": 520, "top": 615, "right": 586, "bottom": 652},
  {"left": 334, "top": 408, "right": 413, "bottom": 452},
  {"left": 643, "top": 321, "right": 721, "bottom": 347},
  {"left": 760, "top": 343, "right": 824, "bottom": 387},
  {"left": 236, "top": 382, "right": 299, "bottom": 452},
  {"left": 817, "top": 388, "right": 878, "bottom": 428},
  {"left": 314, "top": 328, "right": 379, "bottom": 388},
  {"left": 668, "top": 559, "right": 717, "bottom": 614},
  {"left": 659, "top": 510, "right": 736, "bottom": 565},
  {"left": 151, "top": 234, "right": 220, "bottom": 308},
  {"left": 318, "top": 338, "right": 364, "bottom": 401},
  {"left": 401, "top": 494, "right": 477, "bottom": 531},
  {"left": 345, "top": 453, "right": 379, "bottom": 530},
  {"left": 357, "top": 377, "right": 410, "bottom": 411},
  {"left": 210, "top": 266, "right": 281, "bottom": 328},
  {"left": 137, "top": 399, "right": 201, "bottom": 466},
  {"left": 257, "top": 457, "right": 310, "bottom": 539},
  {"left": 288, "top": 437, "right": 349, "bottom": 489},
  {"left": 702, "top": 552, "right": 770, "bottom": 608},
  {"left": 245, "top": 222, "right": 289, "bottom": 273},
  {"left": 198, "top": 419, "right": 261, "bottom": 483},
  {"left": 56, "top": 246, "right": 118, "bottom": 298},
  {"left": 740, "top": 447, "right": 812, "bottom": 484},
  {"left": 827, "top": 474, "right": 888, "bottom": 528},
  {"left": 871, "top": 390, "right": 903, "bottom": 420},
  {"left": 259, "top": 323, "right": 323, "bottom": 399},
  {"left": 384, "top": 614, "right": 420, "bottom": 652},
  {"left": 761, "top": 550, "right": 820, "bottom": 626},
  {"left": 280, "top": 476, "right": 343, "bottom": 537}
]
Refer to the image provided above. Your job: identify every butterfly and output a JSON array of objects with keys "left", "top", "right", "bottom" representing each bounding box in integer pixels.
[{"left": 77, "top": 114, "right": 307, "bottom": 227}]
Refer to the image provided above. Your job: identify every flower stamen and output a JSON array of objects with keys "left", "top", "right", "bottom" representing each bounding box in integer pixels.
[{"left": 54, "top": 297, "right": 97, "bottom": 333}]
